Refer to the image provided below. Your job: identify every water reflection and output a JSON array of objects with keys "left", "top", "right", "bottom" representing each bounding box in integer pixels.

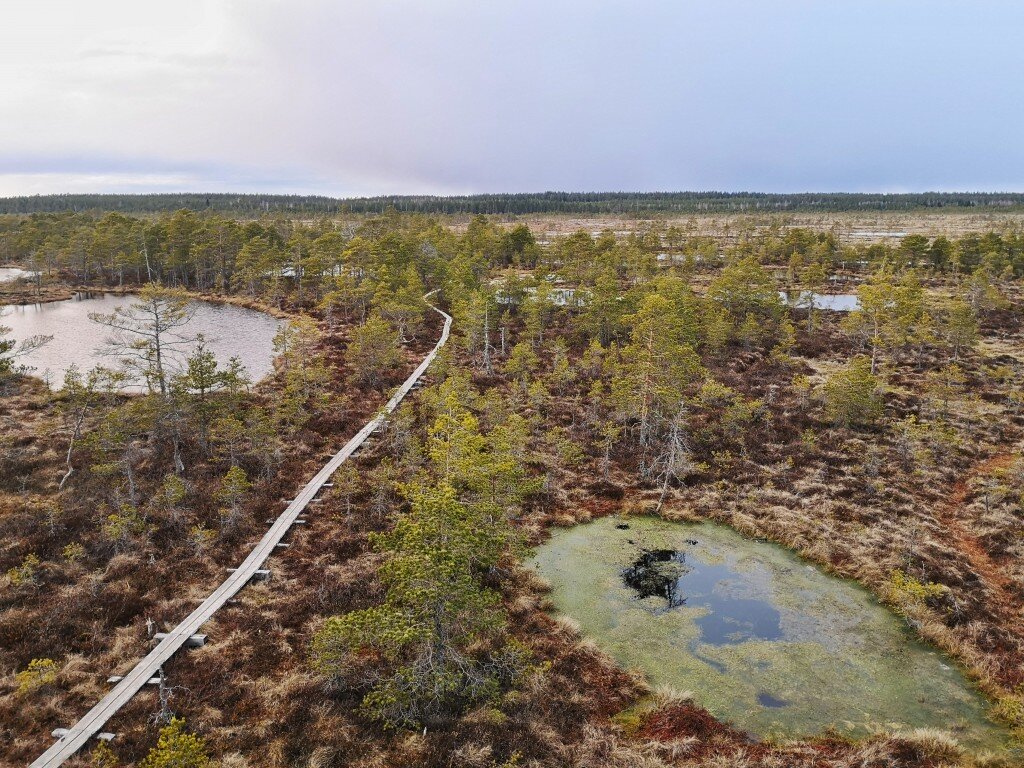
[
  {"left": 780, "top": 291, "right": 860, "bottom": 312},
  {"left": 1, "top": 292, "right": 284, "bottom": 387},
  {"left": 623, "top": 547, "right": 784, "bottom": 644},
  {"left": 531, "top": 516, "right": 1013, "bottom": 751},
  {"left": 0, "top": 267, "right": 35, "bottom": 283},
  {"left": 757, "top": 692, "right": 789, "bottom": 708}
]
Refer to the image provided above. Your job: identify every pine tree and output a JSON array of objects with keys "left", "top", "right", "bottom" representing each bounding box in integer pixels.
[
  {"left": 310, "top": 483, "right": 523, "bottom": 729},
  {"left": 844, "top": 270, "right": 924, "bottom": 373},
  {"left": 57, "top": 365, "right": 123, "bottom": 489},
  {"left": 823, "top": 355, "right": 883, "bottom": 427},
  {"left": 177, "top": 337, "right": 250, "bottom": 449},
  {"left": 502, "top": 341, "right": 536, "bottom": 391},
  {"left": 798, "top": 261, "right": 827, "bottom": 331},
  {"left": 942, "top": 299, "right": 979, "bottom": 362},
  {"left": 89, "top": 283, "right": 196, "bottom": 396},
  {"left": 348, "top": 312, "right": 402, "bottom": 388},
  {"left": 579, "top": 268, "right": 622, "bottom": 346},
  {"left": 139, "top": 718, "right": 209, "bottom": 768},
  {"left": 707, "top": 256, "right": 784, "bottom": 344},
  {"left": 376, "top": 264, "right": 427, "bottom": 341},
  {"left": 610, "top": 293, "right": 704, "bottom": 448},
  {"left": 0, "top": 318, "right": 51, "bottom": 378},
  {"left": 270, "top": 318, "right": 332, "bottom": 431},
  {"left": 217, "top": 465, "right": 251, "bottom": 529}
]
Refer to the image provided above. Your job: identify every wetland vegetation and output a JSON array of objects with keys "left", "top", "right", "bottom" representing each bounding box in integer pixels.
[
  {"left": 2, "top": 206, "right": 1024, "bottom": 767},
  {"left": 532, "top": 515, "right": 1010, "bottom": 751},
  {"left": 1, "top": 292, "right": 283, "bottom": 386}
]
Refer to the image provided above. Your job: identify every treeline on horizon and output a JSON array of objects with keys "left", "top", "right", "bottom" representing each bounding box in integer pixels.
[
  {"left": 3, "top": 208, "right": 1023, "bottom": 296},
  {"left": 3, "top": 191, "right": 1024, "bottom": 217}
]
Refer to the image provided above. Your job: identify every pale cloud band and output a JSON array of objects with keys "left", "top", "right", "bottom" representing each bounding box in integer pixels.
[{"left": 2, "top": 1, "right": 1022, "bottom": 196}]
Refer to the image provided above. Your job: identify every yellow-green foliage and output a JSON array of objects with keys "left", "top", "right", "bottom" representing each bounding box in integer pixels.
[
  {"left": 216, "top": 464, "right": 252, "bottom": 527},
  {"left": 504, "top": 341, "right": 539, "bottom": 387},
  {"left": 311, "top": 389, "right": 540, "bottom": 730},
  {"left": 6, "top": 553, "right": 40, "bottom": 586},
  {"left": 491, "top": 751, "right": 523, "bottom": 768},
  {"left": 888, "top": 569, "right": 944, "bottom": 606},
  {"left": 546, "top": 426, "right": 585, "bottom": 468},
  {"left": 89, "top": 740, "right": 119, "bottom": 768},
  {"left": 993, "top": 692, "right": 1024, "bottom": 735},
  {"left": 16, "top": 657, "right": 59, "bottom": 696},
  {"left": 62, "top": 542, "right": 86, "bottom": 562},
  {"left": 188, "top": 525, "right": 215, "bottom": 552},
  {"left": 823, "top": 355, "right": 883, "bottom": 427},
  {"left": 610, "top": 704, "right": 649, "bottom": 736},
  {"left": 102, "top": 504, "right": 149, "bottom": 545},
  {"left": 140, "top": 718, "right": 209, "bottom": 768}
]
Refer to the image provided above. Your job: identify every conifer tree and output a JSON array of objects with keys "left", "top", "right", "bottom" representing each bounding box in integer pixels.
[
  {"left": 823, "top": 355, "right": 883, "bottom": 427},
  {"left": 348, "top": 312, "right": 402, "bottom": 388},
  {"left": 89, "top": 284, "right": 196, "bottom": 396},
  {"left": 139, "top": 718, "right": 209, "bottom": 768},
  {"left": 0, "top": 319, "right": 51, "bottom": 378},
  {"left": 610, "top": 293, "right": 703, "bottom": 448}
]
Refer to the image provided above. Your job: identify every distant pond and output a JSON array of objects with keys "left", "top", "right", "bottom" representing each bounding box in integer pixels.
[
  {"left": 1, "top": 293, "right": 284, "bottom": 387},
  {"left": 530, "top": 516, "right": 1014, "bottom": 753},
  {"left": 0, "top": 267, "right": 36, "bottom": 283},
  {"left": 780, "top": 291, "right": 860, "bottom": 312}
]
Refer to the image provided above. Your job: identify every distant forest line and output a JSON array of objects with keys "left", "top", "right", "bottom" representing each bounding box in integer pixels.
[{"left": 3, "top": 191, "right": 1024, "bottom": 217}]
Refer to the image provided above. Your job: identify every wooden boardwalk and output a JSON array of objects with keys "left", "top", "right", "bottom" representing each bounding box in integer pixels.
[{"left": 30, "top": 299, "right": 452, "bottom": 767}]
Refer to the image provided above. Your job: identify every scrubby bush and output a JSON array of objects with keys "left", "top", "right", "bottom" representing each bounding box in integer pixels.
[
  {"left": 888, "top": 569, "right": 945, "bottom": 607},
  {"left": 823, "top": 355, "right": 883, "bottom": 427},
  {"left": 139, "top": 718, "right": 209, "bottom": 768},
  {"left": 6, "top": 553, "right": 41, "bottom": 587},
  {"left": 15, "top": 658, "right": 59, "bottom": 696}
]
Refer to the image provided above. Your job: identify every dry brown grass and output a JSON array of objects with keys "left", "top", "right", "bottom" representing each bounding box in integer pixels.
[
  {"left": 0, "top": 306, "right": 444, "bottom": 765},
  {"left": 478, "top": 210, "right": 1024, "bottom": 246},
  {"left": 6, "top": 272, "right": 1024, "bottom": 767}
]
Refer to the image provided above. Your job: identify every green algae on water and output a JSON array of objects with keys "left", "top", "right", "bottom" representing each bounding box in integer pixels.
[{"left": 529, "top": 515, "right": 1014, "bottom": 753}]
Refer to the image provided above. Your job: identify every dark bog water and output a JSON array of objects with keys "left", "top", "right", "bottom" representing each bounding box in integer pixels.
[
  {"left": 757, "top": 692, "right": 789, "bottom": 708},
  {"left": 623, "top": 547, "right": 785, "bottom": 643},
  {"left": 530, "top": 516, "right": 1015, "bottom": 753},
  {"left": 1, "top": 293, "right": 284, "bottom": 387}
]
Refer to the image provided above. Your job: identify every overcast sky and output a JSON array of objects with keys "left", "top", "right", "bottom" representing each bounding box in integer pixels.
[{"left": 1, "top": 1, "right": 1022, "bottom": 197}]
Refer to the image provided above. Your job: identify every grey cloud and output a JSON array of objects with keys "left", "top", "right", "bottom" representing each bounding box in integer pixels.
[{"left": 2, "top": 0, "right": 1023, "bottom": 195}]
